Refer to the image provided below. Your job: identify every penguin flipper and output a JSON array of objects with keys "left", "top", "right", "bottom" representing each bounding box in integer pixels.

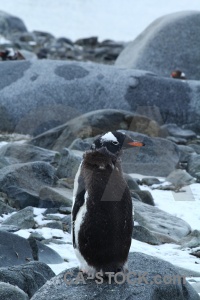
[{"left": 72, "top": 171, "right": 86, "bottom": 248}]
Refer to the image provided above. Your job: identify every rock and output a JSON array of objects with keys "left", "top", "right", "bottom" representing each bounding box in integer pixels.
[
  {"left": 166, "top": 169, "right": 196, "bottom": 189},
  {"left": 0, "top": 282, "right": 28, "bottom": 300},
  {"left": 134, "top": 200, "right": 191, "bottom": 240},
  {"left": 28, "top": 237, "right": 64, "bottom": 264},
  {"left": 115, "top": 11, "right": 200, "bottom": 80},
  {"left": 141, "top": 177, "right": 161, "bottom": 186},
  {"left": 161, "top": 124, "right": 196, "bottom": 140},
  {"left": 0, "top": 225, "right": 20, "bottom": 232},
  {"left": 62, "top": 215, "right": 72, "bottom": 233},
  {"left": 34, "top": 130, "right": 179, "bottom": 177},
  {"left": 0, "top": 60, "right": 200, "bottom": 134},
  {"left": 121, "top": 131, "right": 180, "bottom": 176},
  {"left": 58, "top": 206, "right": 72, "bottom": 214},
  {"left": 123, "top": 174, "right": 140, "bottom": 190},
  {"left": 2, "top": 206, "right": 35, "bottom": 229},
  {"left": 75, "top": 36, "right": 98, "bottom": 47},
  {"left": 29, "top": 232, "right": 45, "bottom": 242},
  {"left": 150, "top": 231, "right": 178, "bottom": 244},
  {"left": 191, "top": 282, "right": 200, "bottom": 295},
  {"left": 0, "top": 230, "right": 34, "bottom": 266},
  {"left": 68, "top": 138, "right": 91, "bottom": 151},
  {"left": 167, "top": 136, "right": 187, "bottom": 145},
  {"left": 39, "top": 186, "right": 72, "bottom": 208},
  {"left": 0, "top": 261, "right": 54, "bottom": 298},
  {"left": 0, "top": 162, "right": 56, "bottom": 209},
  {"left": 30, "top": 252, "right": 200, "bottom": 300},
  {"left": 0, "top": 143, "right": 59, "bottom": 165},
  {"left": 188, "top": 143, "right": 200, "bottom": 154},
  {"left": 43, "top": 221, "right": 63, "bottom": 230},
  {"left": 134, "top": 190, "right": 155, "bottom": 206},
  {"left": 0, "top": 198, "right": 16, "bottom": 215},
  {"left": 30, "top": 108, "right": 164, "bottom": 150},
  {"left": 132, "top": 225, "right": 160, "bottom": 245},
  {"left": 187, "top": 154, "right": 200, "bottom": 177},
  {"left": 0, "top": 11, "right": 27, "bottom": 38},
  {"left": 190, "top": 249, "right": 200, "bottom": 258},
  {"left": 56, "top": 148, "right": 82, "bottom": 179},
  {"left": 179, "top": 230, "right": 200, "bottom": 249},
  {"left": 177, "top": 145, "right": 196, "bottom": 162}
]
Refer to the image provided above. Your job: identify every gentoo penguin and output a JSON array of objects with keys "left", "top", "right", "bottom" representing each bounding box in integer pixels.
[
  {"left": 0, "top": 48, "right": 25, "bottom": 61},
  {"left": 72, "top": 131, "right": 144, "bottom": 276},
  {"left": 170, "top": 70, "right": 186, "bottom": 79}
]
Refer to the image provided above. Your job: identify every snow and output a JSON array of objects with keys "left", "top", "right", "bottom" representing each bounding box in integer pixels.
[
  {"left": 2, "top": 0, "right": 200, "bottom": 41},
  {"left": 0, "top": 142, "right": 8, "bottom": 148},
  {"left": 101, "top": 132, "right": 118, "bottom": 142},
  {"left": 140, "top": 183, "right": 200, "bottom": 230},
  {"left": 0, "top": 36, "right": 11, "bottom": 45}
]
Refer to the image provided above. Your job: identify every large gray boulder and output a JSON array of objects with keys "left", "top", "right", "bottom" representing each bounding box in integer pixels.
[
  {"left": 0, "top": 231, "right": 63, "bottom": 267},
  {"left": 134, "top": 200, "right": 191, "bottom": 240},
  {"left": 115, "top": 11, "right": 200, "bottom": 80},
  {"left": 1, "top": 60, "right": 200, "bottom": 134},
  {"left": 0, "top": 282, "right": 28, "bottom": 300},
  {"left": 0, "top": 10, "right": 27, "bottom": 38},
  {"left": 0, "top": 261, "right": 54, "bottom": 298},
  {"left": 0, "top": 162, "right": 56, "bottom": 208},
  {"left": 30, "top": 109, "right": 164, "bottom": 150},
  {"left": 30, "top": 252, "right": 200, "bottom": 300},
  {"left": 0, "top": 143, "right": 59, "bottom": 165},
  {"left": 2, "top": 206, "right": 35, "bottom": 229},
  {"left": 121, "top": 131, "right": 180, "bottom": 176}
]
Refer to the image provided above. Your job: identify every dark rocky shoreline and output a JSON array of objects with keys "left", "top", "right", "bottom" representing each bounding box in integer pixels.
[{"left": 0, "top": 9, "right": 200, "bottom": 300}]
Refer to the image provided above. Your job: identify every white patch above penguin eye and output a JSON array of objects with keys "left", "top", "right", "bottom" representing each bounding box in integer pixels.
[
  {"left": 91, "top": 144, "right": 95, "bottom": 150},
  {"left": 101, "top": 132, "right": 118, "bottom": 143}
]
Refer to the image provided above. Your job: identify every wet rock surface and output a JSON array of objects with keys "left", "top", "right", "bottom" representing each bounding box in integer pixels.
[{"left": 30, "top": 252, "right": 200, "bottom": 300}]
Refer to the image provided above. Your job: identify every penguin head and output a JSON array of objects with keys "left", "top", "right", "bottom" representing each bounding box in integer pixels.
[
  {"left": 91, "top": 131, "right": 144, "bottom": 156},
  {"left": 171, "top": 70, "right": 186, "bottom": 79}
]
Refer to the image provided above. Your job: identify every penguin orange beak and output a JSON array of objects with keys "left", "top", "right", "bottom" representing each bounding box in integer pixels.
[
  {"left": 128, "top": 141, "right": 145, "bottom": 147},
  {"left": 122, "top": 136, "right": 145, "bottom": 149}
]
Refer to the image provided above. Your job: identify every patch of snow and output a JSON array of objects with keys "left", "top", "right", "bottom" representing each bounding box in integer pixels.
[
  {"left": 130, "top": 239, "right": 200, "bottom": 274},
  {"left": 0, "top": 211, "right": 16, "bottom": 222},
  {"left": 34, "top": 214, "right": 52, "bottom": 226},
  {"left": 0, "top": 142, "right": 8, "bottom": 149},
  {"left": 0, "top": 36, "right": 11, "bottom": 45},
  {"left": 33, "top": 207, "right": 46, "bottom": 215},
  {"left": 14, "top": 229, "right": 31, "bottom": 239}
]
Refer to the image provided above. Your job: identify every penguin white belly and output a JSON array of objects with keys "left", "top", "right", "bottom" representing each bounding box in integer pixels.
[{"left": 73, "top": 191, "right": 96, "bottom": 275}]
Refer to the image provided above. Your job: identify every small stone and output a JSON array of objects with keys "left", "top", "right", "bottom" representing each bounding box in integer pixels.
[
  {"left": 187, "top": 154, "right": 200, "bottom": 177},
  {"left": 141, "top": 177, "right": 161, "bottom": 186},
  {"left": 123, "top": 173, "right": 140, "bottom": 190},
  {"left": 134, "top": 190, "right": 155, "bottom": 206},
  {"left": 162, "top": 124, "right": 196, "bottom": 140},
  {"left": 166, "top": 169, "right": 196, "bottom": 189},
  {"left": 43, "top": 221, "right": 63, "bottom": 230},
  {"left": 132, "top": 225, "right": 161, "bottom": 245}
]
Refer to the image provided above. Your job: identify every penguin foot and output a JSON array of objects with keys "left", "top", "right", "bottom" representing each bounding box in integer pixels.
[{"left": 79, "top": 266, "right": 97, "bottom": 278}]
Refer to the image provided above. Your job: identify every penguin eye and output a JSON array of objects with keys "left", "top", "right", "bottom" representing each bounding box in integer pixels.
[{"left": 111, "top": 141, "right": 119, "bottom": 146}]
